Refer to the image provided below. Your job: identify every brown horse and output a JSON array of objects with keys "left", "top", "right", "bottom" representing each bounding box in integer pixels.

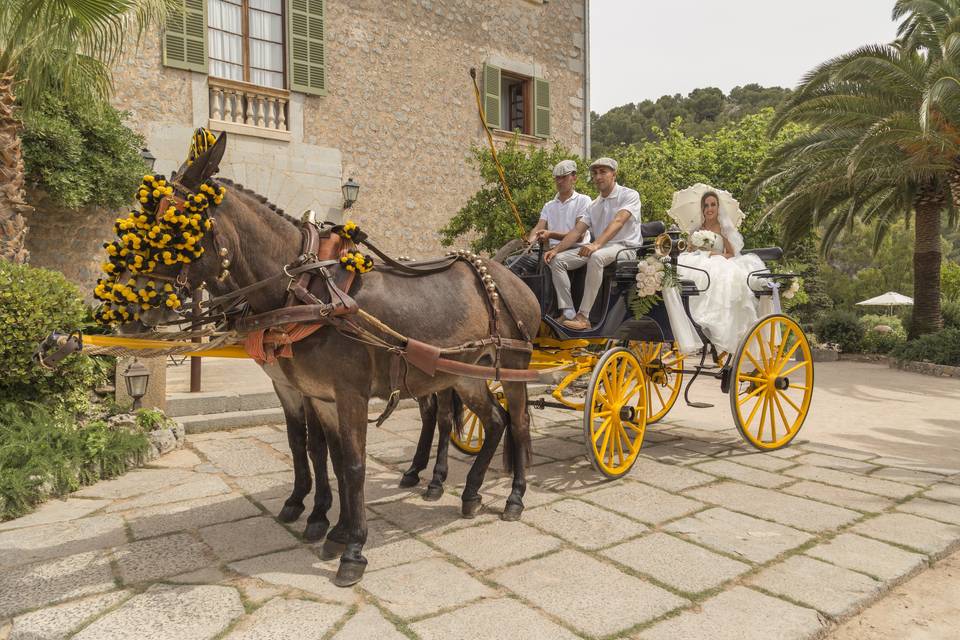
[{"left": 134, "top": 133, "right": 540, "bottom": 586}]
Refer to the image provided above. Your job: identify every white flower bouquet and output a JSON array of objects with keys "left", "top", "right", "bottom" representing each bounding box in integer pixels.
[
  {"left": 630, "top": 257, "right": 676, "bottom": 319},
  {"left": 690, "top": 229, "right": 719, "bottom": 251},
  {"left": 782, "top": 278, "right": 801, "bottom": 300}
]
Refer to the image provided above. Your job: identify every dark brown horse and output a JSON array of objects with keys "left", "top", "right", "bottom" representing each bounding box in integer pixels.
[{"left": 135, "top": 133, "right": 540, "bottom": 586}]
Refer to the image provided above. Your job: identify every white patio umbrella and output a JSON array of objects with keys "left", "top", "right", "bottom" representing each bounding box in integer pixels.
[
  {"left": 856, "top": 291, "right": 914, "bottom": 314},
  {"left": 667, "top": 183, "right": 746, "bottom": 233}
]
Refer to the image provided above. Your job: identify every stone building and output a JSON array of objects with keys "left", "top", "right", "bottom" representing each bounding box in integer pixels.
[{"left": 107, "top": 0, "right": 590, "bottom": 257}]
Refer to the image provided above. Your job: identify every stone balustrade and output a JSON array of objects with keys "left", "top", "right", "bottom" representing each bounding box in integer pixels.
[{"left": 208, "top": 78, "right": 290, "bottom": 141}]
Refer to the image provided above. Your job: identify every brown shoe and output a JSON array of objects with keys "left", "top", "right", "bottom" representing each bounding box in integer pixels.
[{"left": 562, "top": 313, "right": 591, "bottom": 331}]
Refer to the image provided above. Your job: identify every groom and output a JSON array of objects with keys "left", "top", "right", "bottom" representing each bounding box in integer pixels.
[{"left": 544, "top": 157, "right": 642, "bottom": 331}]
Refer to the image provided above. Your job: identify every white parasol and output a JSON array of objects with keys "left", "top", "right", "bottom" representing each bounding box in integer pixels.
[
  {"left": 668, "top": 183, "right": 745, "bottom": 233},
  {"left": 856, "top": 291, "right": 914, "bottom": 312}
]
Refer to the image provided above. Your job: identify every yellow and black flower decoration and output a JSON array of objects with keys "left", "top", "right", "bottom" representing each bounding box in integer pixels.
[
  {"left": 339, "top": 250, "right": 374, "bottom": 274},
  {"left": 336, "top": 220, "right": 361, "bottom": 242}
]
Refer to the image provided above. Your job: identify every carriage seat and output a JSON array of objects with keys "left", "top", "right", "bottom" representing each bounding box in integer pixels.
[
  {"left": 640, "top": 221, "right": 666, "bottom": 238},
  {"left": 742, "top": 246, "right": 783, "bottom": 261}
]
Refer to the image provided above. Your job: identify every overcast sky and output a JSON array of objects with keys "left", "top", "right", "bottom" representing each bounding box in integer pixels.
[{"left": 589, "top": 0, "right": 901, "bottom": 115}]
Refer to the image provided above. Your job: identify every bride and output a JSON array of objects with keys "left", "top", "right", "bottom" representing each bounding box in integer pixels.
[{"left": 673, "top": 190, "right": 766, "bottom": 355}]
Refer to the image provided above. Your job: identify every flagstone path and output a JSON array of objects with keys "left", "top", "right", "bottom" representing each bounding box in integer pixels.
[{"left": 1, "top": 361, "right": 959, "bottom": 639}]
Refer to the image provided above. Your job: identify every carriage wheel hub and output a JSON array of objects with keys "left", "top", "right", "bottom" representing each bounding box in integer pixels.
[
  {"left": 773, "top": 376, "right": 790, "bottom": 391},
  {"left": 619, "top": 406, "right": 636, "bottom": 422}
]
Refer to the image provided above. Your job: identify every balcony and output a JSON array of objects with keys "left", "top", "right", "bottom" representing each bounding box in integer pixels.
[{"left": 208, "top": 77, "right": 291, "bottom": 142}]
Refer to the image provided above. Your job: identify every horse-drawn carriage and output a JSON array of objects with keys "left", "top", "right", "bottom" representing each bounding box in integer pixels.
[{"left": 450, "top": 220, "right": 814, "bottom": 478}]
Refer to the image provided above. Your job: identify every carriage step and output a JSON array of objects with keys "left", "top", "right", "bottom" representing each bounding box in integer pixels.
[{"left": 686, "top": 401, "right": 714, "bottom": 409}]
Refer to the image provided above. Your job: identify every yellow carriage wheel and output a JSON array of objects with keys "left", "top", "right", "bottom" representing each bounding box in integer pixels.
[
  {"left": 582, "top": 348, "right": 648, "bottom": 479},
  {"left": 729, "top": 314, "right": 813, "bottom": 450},
  {"left": 450, "top": 382, "right": 506, "bottom": 455},
  {"left": 629, "top": 341, "right": 684, "bottom": 424}
]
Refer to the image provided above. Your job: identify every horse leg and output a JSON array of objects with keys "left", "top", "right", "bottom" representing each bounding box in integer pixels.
[
  {"left": 424, "top": 389, "right": 456, "bottom": 501},
  {"left": 500, "top": 381, "right": 533, "bottom": 521},
  {"left": 399, "top": 394, "right": 438, "bottom": 488},
  {"left": 273, "top": 382, "right": 310, "bottom": 523},
  {"left": 455, "top": 381, "right": 508, "bottom": 518},
  {"left": 303, "top": 400, "right": 332, "bottom": 542}
]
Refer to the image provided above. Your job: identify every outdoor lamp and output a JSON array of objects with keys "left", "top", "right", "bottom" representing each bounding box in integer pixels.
[
  {"left": 140, "top": 148, "right": 157, "bottom": 172},
  {"left": 342, "top": 178, "right": 360, "bottom": 209},
  {"left": 122, "top": 359, "right": 150, "bottom": 410}
]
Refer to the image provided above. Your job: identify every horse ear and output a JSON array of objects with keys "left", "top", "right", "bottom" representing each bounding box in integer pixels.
[{"left": 179, "top": 132, "right": 228, "bottom": 188}]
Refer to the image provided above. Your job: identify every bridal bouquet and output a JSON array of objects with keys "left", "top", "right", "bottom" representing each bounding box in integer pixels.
[
  {"left": 782, "top": 277, "right": 802, "bottom": 300},
  {"left": 690, "top": 229, "right": 719, "bottom": 251},
  {"left": 630, "top": 257, "right": 676, "bottom": 318}
]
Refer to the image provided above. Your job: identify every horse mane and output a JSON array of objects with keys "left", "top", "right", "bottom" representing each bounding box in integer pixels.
[{"left": 214, "top": 177, "right": 300, "bottom": 226}]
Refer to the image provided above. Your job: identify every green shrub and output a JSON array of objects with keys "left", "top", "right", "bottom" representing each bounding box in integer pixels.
[
  {"left": 890, "top": 328, "right": 960, "bottom": 367},
  {"left": 861, "top": 330, "right": 906, "bottom": 354},
  {"left": 0, "top": 402, "right": 148, "bottom": 520},
  {"left": 942, "top": 299, "right": 960, "bottom": 330},
  {"left": 814, "top": 310, "right": 864, "bottom": 353},
  {"left": 858, "top": 313, "right": 906, "bottom": 337},
  {"left": 0, "top": 261, "right": 105, "bottom": 414}
]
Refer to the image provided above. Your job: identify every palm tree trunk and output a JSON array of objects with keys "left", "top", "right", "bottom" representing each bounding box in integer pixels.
[
  {"left": 0, "top": 73, "right": 31, "bottom": 264},
  {"left": 911, "top": 196, "right": 943, "bottom": 337}
]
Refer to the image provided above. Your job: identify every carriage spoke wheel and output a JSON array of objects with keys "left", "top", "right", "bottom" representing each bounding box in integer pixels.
[
  {"left": 730, "top": 314, "right": 813, "bottom": 450},
  {"left": 583, "top": 348, "right": 648, "bottom": 478},
  {"left": 450, "top": 382, "right": 506, "bottom": 455},
  {"left": 629, "top": 341, "right": 684, "bottom": 424}
]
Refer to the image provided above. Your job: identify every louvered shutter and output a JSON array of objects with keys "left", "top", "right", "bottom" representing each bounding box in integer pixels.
[
  {"left": 482, "top": 64, "right": 502, "bottom": 130},
  {"left": 288, "top": 0, "right": 326, "bottom": 95},
  {"left": 163, "top": 0, "right": 207, "bottom": 73},
  {"left": 533, "top": 78, "right": 550, "bottom": 138}
]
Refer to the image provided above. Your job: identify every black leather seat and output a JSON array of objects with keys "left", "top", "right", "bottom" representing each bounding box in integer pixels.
[
  {"left": 640, "top": 221, "right": 665, "bottom": 237},
  {"left": 743, "top": 247, "right": 783, "bottom": 261}
]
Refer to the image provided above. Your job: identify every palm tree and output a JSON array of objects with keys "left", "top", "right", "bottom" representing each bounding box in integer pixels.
[
  {"left": 0, "top": 0, "right": 173, "bottom": 263},
  {"left": 753, "top": 41, "right": 958, "bottom": 337}
]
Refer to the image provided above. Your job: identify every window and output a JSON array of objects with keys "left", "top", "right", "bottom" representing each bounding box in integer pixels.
[
  {"left": 483, "top": 64, "right": 550, "bottom": 139},
  {"left": 208, "top": 0, "right": 285, "bottom": 89}
]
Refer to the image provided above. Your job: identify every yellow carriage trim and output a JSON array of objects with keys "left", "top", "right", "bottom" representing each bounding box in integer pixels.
[{"left": 82, "top": 334, "right": 250, "bottom": 359}]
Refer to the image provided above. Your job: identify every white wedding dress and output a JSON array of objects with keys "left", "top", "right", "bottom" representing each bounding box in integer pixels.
[{"left": 674, "top": 233, "right": 767, "bottom": 355}]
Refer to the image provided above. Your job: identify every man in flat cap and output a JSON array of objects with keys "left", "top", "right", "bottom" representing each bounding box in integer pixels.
[{"left": 544, "top": 157, "right": 642, "bottom": 331}]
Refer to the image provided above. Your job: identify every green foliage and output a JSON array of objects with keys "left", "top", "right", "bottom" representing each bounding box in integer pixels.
[
  {"left": 890, "top": 328, "right": 960, "bottom": 366},
  {"left": 862, "top": 329, "right": 907, "bottom": 354},
  {"left": 135, "top": 408, "right": 168, "bottom": 432},
  {"left": 942, "top": 299, "right": 960, "bottom": 329},
  {"left": 590, "top": 84, "right": 792, "bottom": 153},
  {"left": 0, "top": 261, "right": 105, "bottom": 414},
  {"left": 859, "top": 314, "right": 906, "bottom": 337},
  {"left": 942, "top": 260, "right": 960, "bottom": 303},
  {"left": 0, "top": 402, "right": 148, "bottom": 520},
  {"left": 814, "top": 310, "right": 865, "bottom": 353},
  {"left": 19, "top": 92, "right": 145, "bottom": 210}
]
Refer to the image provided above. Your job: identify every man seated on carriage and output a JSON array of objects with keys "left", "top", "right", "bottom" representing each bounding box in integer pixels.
[{"left": 544, "top": 157, "right": 642, "bottom": 331}]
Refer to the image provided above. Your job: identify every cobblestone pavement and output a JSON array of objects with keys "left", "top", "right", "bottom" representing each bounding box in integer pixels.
[{"left": 3, "top": 367, "right": 960, "bottom": 639}]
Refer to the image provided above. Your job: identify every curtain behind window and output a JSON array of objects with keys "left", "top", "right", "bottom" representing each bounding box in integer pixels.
[
  {"left": 208, "top": 0, "right": 243, "bottom": 81},
  {"left": 248, "top": 0, "right": 284, "bottom": 88}
]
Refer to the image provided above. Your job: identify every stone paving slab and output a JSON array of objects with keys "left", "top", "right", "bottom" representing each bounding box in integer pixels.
[
  {"left": 147, "top": 448, "right": 203, "bottom": 469},
  {"left": 333, "top": 517, "right": 437, "bottom": 571},
  {"left": 105, "top": 475, "right": 232, "bottom": 513},
  {"left": 0, "top": 498, "right": 110, "bottom": 532},
  {"left": 693, "top": 459, "right": 792, "bottom": 488},
  {"left": 192, "top": 439, "right": 291, "bottom": 476},
  {"left": 852, "top": 513, "right": 960, "bottom": 556},
  {"left": 782, "top": 480, "right": 895, "bottom": 514},
  {"left": 331, "top": 604, "right": 407, "bottom": 640},
  {"left": 786, "top": 464, "right": 919, "bottom": 499},
  {"left": 805, "top": 533, "right": 926, "bottom": 582},
  {"left": 9, "top": 590, "right": 130, "bottom": 640},
  {"left": 199, "top": 516, "right": 299, "bottom": 562},
  {"left": 603, "top": 532, "right": 751, "bottom": 594},
  {"left": 749, "top": 555, "right": 883, "bottom": 619},
  {"left": 924, "top": 482, "right": 960, "bottom": 506},
  {"left": 897, "top": 497, "right": 960, "bottom": 526},
  {"left": 686, "top": 481, "right": 861, "bottom": 533},
  {"left": 361, "top": 557, "right": 494, "bottom": 619},
  {"left": 870, "top": 466, "right": 946, "bottom": 486},
  {"left": 0, "top": 514, "right": 127, "bottom": 568},
  {"left": 524, "top": 498, "right": 643, "bottom": 550},
  {"left": 228, "top": 548, "right": 358, "bottom": 605},
  {"left": 665, "top": 507, "right": 813, "bottom": 563},
  {"left": 584, "top": 480, "right": 704, "bottom": 525},
  {"left": 71, "top": 468, "right": 198, "bottom": 500},
  {"left": 125, "top": 492, "right": 261, "bottom": 539},
  {"left": 626, "top": 457, "right": 715, "bottom": 491},
  {"left": 491, "top": 549, "right": 687, "bottom": 637},
  {"left": 868, "top": 457, "right": 960, "bottom": 476},
  {"left": 637, "top": 586, "right": 826, "bottom": 640},
  {"left": 792, "top": 452, "right": 879, "bottom": 474},
  {"left": 73, "top": 585, "right": 244, "bottom": 640},
  {"left": 711, "top": 449, "right": 797, "bottom": 471},
  {"left": 796, "top": 442, "right": 878, "bottom": 461},
  {"left": 0, "top": 550, "right": 115, "bottom": 618},
  {"left": 369, "top": 492, "right": 499, "bottom": 539},
  {"left": 524, "top": 458, "right": 612, "bottom": 495},
  {"left": 430, "top": 519, "right": 562, "bottom": 570},
  {"left": 224, "top": 597, "right": 347, "bottom": 639},
  {"left": 409, "top": 597, "right": 580, "bottom": 640},
  {"left": 112, "top": 532, "right": 214, "bottom": 585}
]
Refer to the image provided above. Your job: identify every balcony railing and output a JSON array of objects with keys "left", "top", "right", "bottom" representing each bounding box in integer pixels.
[{"left": 208, "top": 77, "right": 291, "bottom": 141}]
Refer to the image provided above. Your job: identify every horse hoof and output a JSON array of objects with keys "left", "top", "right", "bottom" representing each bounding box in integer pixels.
[
  {"left": 398, "top": 472, "right": 420, "bottom": 488},
  {"left": 320, "top": 538, "right": 347, "bottom": 561},
  {"left": 303, "top": 519, "right": 330, "bottom": 542},
  {"left": 461, "top": 496, "right": 482, "bottom": 518},
  {"left": 501, "top": 503, "right": 524, "bottom": 521},
  {"left": 333, "top": 560, "right": 367, "bottom": 587},
  {"left": 423, "top": 485, "right": 444, "bottom": 501},
  {"left": 277, "top": 503, "right": 304, "bottom": 523}
]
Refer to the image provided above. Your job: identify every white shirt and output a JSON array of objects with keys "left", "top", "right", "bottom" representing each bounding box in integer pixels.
[
  {"left": 538, "top": 191, "right": 592, "bottom": 246},
  {"left": 583, "top": 183, "right": 642, "bottom": 245}
]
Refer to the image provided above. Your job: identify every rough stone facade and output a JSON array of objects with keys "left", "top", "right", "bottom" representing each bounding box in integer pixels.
[{"left": 104, "top": 0, "right": 588, "bottom": 257}]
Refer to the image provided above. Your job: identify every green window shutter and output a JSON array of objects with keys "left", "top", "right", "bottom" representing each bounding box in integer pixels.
[
  {"left": 534, "top": 78, "right": 550, "bottom": 138},
  {"left": 483, "top": 64, "right": 502, "bottom": 130},
  {"left": 288, "top": 0, "right": 326, "bottom": 95},
  {"left": 163, "top": 0, "right": 207, "bottom": 73}
]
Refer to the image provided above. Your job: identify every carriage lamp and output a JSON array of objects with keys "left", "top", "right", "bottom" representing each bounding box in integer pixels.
[
  {"left": 122, "top": 359, "right": 151, "bottom": 410},
  {"left": 140, "top": 148, "right": 157, "bottom": 172},
  {"left": 342, "top": 178, "right": 360, "bottom": 209}
]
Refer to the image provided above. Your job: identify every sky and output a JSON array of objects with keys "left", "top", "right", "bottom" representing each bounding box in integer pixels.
[{"left": 589, "top": 0, "right": 901, "bottom": 115}]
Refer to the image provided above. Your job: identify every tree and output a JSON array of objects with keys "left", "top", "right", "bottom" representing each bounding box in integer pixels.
[
  {"left": 752, "top": 41, "right": 958, "bottom": 337},
  {"left": 0, "top": 0, "right": 172, "bottom": 263}
]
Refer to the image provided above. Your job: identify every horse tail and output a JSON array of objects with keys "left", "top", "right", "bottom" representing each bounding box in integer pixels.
[{"left": 449, "top": 390, "right": 465, "bottom": 440}]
